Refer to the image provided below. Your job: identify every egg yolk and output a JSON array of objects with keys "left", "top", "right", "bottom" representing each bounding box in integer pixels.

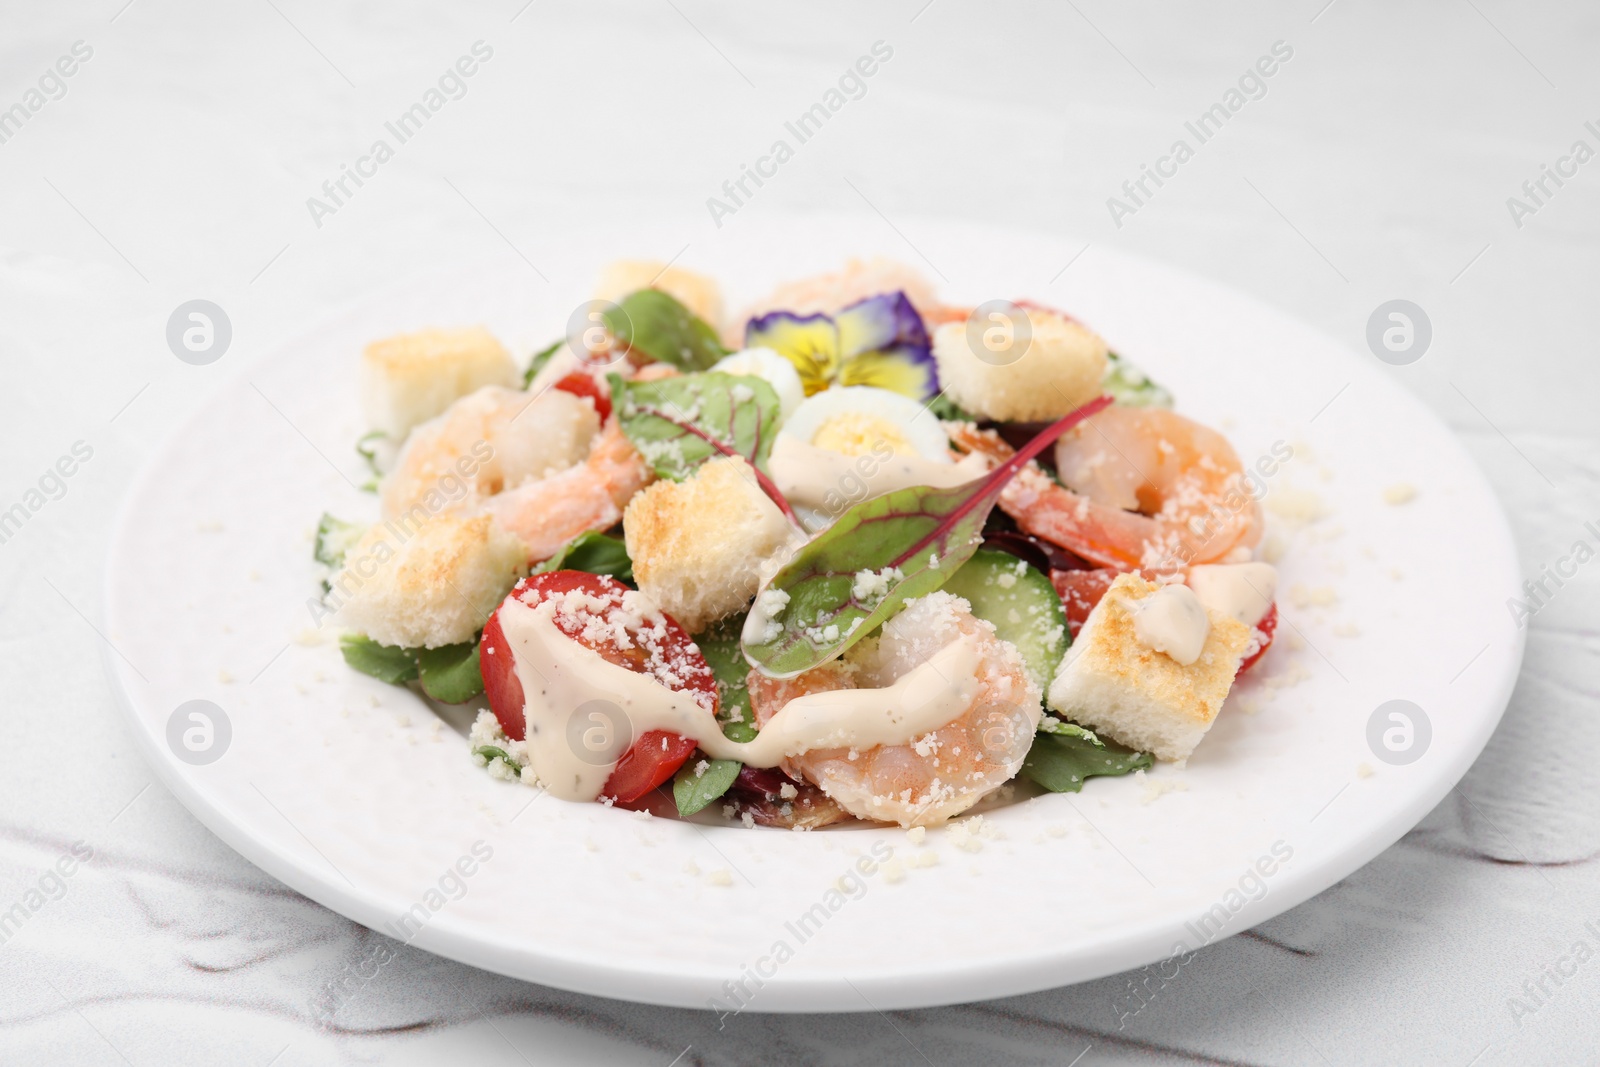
[{"left": 810, "top": 413, "right": 920, "bottom": 457}]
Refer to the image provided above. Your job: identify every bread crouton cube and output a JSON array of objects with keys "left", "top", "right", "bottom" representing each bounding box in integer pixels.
[
  {"left": 931, "top": 307, "right": 1108, "bottom": 423},
  {"left": 329, "top": 514, "right": 526, "bottom": 649},
  {"left": 623, "top": 457, "right": 795, "bottom": 633},
  {"left": 1047, "top": 573, "right": 1250, "bottom": 762},
  {"left": 594, "top": 260, "right": 725, "bottom": 331},
  {"left": 361, "top": 326, "right": 518, "bottom": 440}
]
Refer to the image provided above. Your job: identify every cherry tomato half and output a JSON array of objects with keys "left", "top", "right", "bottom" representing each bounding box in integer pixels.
[
  {"left": 551, "top": 371, "right": 611, "bottom": 422},
  {"left": 478, "top": 571, "right": 717, "bottom": 803},
  {"left": 1236, "top": 601, "right": 1278, "bottom": 677}
]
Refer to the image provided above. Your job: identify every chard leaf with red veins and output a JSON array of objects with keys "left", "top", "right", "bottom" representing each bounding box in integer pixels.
[
  {"left": 741, "top": 395, "right": 1114, "bottom": 678},
  {"left": 610, "top": 371, "right": 781, "bottom": 481}
]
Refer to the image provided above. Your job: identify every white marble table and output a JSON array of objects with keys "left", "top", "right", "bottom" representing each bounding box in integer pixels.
[{"left": 2, "top": 1, "right": 1596, "bottom": 1063}]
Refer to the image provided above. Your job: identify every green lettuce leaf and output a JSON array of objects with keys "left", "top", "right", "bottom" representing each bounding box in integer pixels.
[
  {"left": 1022, "top": 730, "right": 1151, "bottom": 793},
  {"left": 523, "top": 338, "right": 564, "bottom": 388},
  {"left": 355, "top": 431, "right": 387, "bottom": 492},
  {"left": 314, "top": 514, "right": 366, "bottom": 569},
  {"left": 924, "top": 391, "right": 979, "bottom": 422},
  {"left": 742, "top": 396, "right": 1113, "bottom": 678},
  {"left": 1037, "top": 716, "right": 1100, "bottom": 743},
  {"left": 416, "top": 641, "right": 483, "bottom": 703},
  {"left": 533, "top": 531, "right": 634, "bottom": 582},
  {"left": 1103, "top": 351, "right": 1173, "bottom": 408},
  {"left": 611, "top": 371, "right": 782, "bottom": 482},
  {"left": 604, "top": 289, "right": 727, "bottom": 371},
  {"left": 338, "top": 634, "right": 419, "bottom": 684}
]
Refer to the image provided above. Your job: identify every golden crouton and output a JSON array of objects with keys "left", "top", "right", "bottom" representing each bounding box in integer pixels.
[
  {"left": 1048, "top": 573, "right": 1250, "bottom": 762},
  {"left": 361, "top": 326, "right": 519, "bottom": 440},
  {"left": 931, "top": 307, "right": 1108, "bottom": 422},
  {"left": 330, "top": 514, "right": 527, "bottom": 649},
  {"left": 624, "top": 457, "right": 795, "bottom": 633}
]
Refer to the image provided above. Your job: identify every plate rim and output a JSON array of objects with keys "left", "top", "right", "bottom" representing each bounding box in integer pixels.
[{"left": 100, "top": 221, "right": 1526, "bottom": 1011}]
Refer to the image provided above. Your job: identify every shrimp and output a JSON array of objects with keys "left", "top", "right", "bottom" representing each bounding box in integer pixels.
[
  {"left": 381, "top": 386, "right": 600, "bottom": 522},
  {"left": 947, "top": 406, "right": 1262, "bottom": 572},
  {"left": 745, "top": 592, "right": 1041, "bottom": 828},
  {"left": 482, "top": 417, "right": 653, "bottom": 562}
]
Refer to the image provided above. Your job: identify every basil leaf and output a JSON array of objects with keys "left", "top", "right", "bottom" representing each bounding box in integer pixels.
[
  {"left": 533, "top": 531, "right": 634, "bottom": 582},
  {"left": 416, "top": 641, "right": 484, "bottom": 703},
  {"left": 474, "top": 744, "right": 521, "bottom": 767},
  {"left": 1103, "top": 351, "right": 1173, "bottom": 408},
  {"left": 743, "top": 397, "right": 1113, "bottom": 677},
  {"left": 523, "top": 338, "right": 564, "bottom": 388},
  {"left": 314, "top": 514, "right": 366, "bottom": 569},
  {"left": 611, "top": 371, "right": 782, "bottom": 482},
  {"left": 1022, "top": 730, "right": 1151, "bottom": 793},
  {"left": 604, "top": 289, "right": 727, "bottom": 371},
  {"left": 673, "top": 757, "right": 742, "bottom": 816},
  {"left": 339, "top": 633, "right": 419, "bottom": 684}
]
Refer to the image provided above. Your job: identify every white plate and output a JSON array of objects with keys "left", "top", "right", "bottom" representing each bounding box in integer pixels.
[{"left": 103, "top": 215, "right": 1523, "bottom": 1012}]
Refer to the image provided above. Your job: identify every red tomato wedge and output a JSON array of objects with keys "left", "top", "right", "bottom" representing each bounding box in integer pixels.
[
  {"left": 1236, "top": 601, "right": 1277, "bottom": 676},
  {"left": 478, "top": 571, "right": 717, "bottom": 803},
  {"left": 1049, "top": 567, "right": 1120, "bottom": 639},
  {"left": 550, "top": 371, "right": 611, "bottom": 422}
]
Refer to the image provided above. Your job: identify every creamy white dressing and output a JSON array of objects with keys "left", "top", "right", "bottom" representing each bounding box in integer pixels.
[
  {"left": 498, "top": 597, "right": 982, "bottom": 801},
  {"left": 768, "top": 436, "right": 988, "bottom": 513},
  {"left": 1132, "top": 583, "right": 1210, "bottom": 665},
  {"left": 1186, "top": 562, "right": 1277, "bottom": 626}
]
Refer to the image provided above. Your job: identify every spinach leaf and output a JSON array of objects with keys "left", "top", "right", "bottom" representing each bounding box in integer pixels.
[
  {"left": 523, "top": 338, "right": 564, "bottom": 388},
  {"left": 696, "top": 619, "right": 756, "bottom": 740},
  {"left": 673, "top": 757, "right": 742, "bottom": 817},
  {"left": 743, "top": 396, "right": 1113, "bottom": 678},
  {"left": 604, "top": 289, "right": 727, "bottom": 371},
  {"left": 314, "top": 514, "right": 366, "bottom": 569},
  {"left": 611, "top": 371, "right": 783, "bottom": 482},
  {"left": 670, "top": 621, "right": 760, "bottom": 816},
  {"left": 339, "top": 633, "right": 419, "bottom": 684},
  {"left": 416, "top": 641, "right": 484, "bottom": 703},
  {"left": 533, "top": 531, "right": 634, "bottom": 582},
  {"left": 1022, "top": 730, "right": 1151, "bottom": 793}
]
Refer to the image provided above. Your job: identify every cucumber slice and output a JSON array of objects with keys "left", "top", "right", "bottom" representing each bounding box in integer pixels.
[{"left": 942, "top": 548, "right": 1067, "bottom": 697}]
